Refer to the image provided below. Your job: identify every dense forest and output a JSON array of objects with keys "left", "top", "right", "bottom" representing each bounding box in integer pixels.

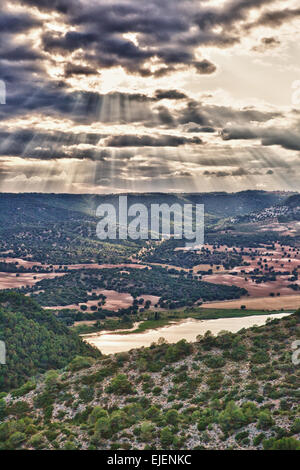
[
  {"left": 140, "top": 240, "right": 244, "bottom": 269},
  {"left": 22, "top": 266, "right": 247, "bottom": 309},
  {"left": 0, "top": 292, "right": 101, "bottom": 392}
]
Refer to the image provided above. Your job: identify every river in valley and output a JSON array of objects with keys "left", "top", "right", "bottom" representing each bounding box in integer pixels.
[{"left": 84, "top": 313, "right": 290, "bottom": 355}]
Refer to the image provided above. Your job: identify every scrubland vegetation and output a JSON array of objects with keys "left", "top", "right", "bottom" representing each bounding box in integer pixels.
[{"left": 1, "top": 302, "right": 299, "bottom": 450}]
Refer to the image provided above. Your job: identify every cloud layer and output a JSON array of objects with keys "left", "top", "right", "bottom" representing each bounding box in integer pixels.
[{"left": 0, "top": 0, "right": 300, "bottom": 192}]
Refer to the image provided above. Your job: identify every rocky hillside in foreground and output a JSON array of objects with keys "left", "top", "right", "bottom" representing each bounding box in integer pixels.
[{"left": 0, "top": 312, "right": 299, "bottom": 450}]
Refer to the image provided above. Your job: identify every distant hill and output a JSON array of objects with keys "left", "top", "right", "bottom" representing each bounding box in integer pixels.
[
  {"left": 285, "top": 194, "right": 300, "bottom": 209},
  {"left": 0, "top": 292, "right": 101, "bottom": 392},
  {"left": 0, "top": 191, "right": 292, "bottom": 224},
  {"left": 232, "top": 192, "right": 300, "bottom": 224},
  {"left": 0, "top": 191, "right": 295, "bottom": 265}
]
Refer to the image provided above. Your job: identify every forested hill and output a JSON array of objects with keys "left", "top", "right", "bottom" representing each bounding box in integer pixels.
[
  {"left": 0, "top": 191, "right": 292, "bottom": 225},
  {"left": 0, "top": 292, "right": 101, "bottom": 392}
]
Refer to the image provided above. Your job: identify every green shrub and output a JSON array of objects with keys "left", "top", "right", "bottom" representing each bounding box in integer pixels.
[
  {"left": 88, "top": 407, "right": 108, "bottom": 425},
  {"left": 94, "top": 417, "right": 111, "bottom": 438},
  {"left": 79, "top": 386, "right": 94, "bottom": 403},
  {"left": 253, "top": 433, "right": 265, "bottom": 446},
  {"left": 218, "top": 402, "right": 246, "bottom": 431},
  {"left": 12, "top": 381, "right": 36, "bottom": 398},
  {"left": 107, "top": 374, "right": 133, "bottom": 395},
  {"left": 140, "top": 421, "right": 155, "bottom": 441},
  {"left": 7, "top": 431, "right": 26, "bottom": 449},
  {"left": 165, "top": 409, "right": 180, "bottom": 426},
  {"left": 291, "top": 418, "right": 300, "bottom": 434},
  {"left": 68, "top": 356, "right": 95, "bottom": 372},
  {"left": 263, "top": 437, "right": 300, "bottom": 450},
  {"left": 204, "top": 355, "right": 226, "bottom": 369},
  {"left": 257, "top": 411, "right": 274, "bottom": 430},
  {"left": 160, "top": 427, "right": 174, "bottom": 448},
  {"left": 29, "top": 432, "right": 46, "bottom": 449},
  {"left": 0, "top": 399, "right": 6, "bottom": 420}
]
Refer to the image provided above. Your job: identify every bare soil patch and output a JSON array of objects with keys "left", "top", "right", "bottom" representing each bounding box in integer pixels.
[
  {"left": 46, "top": 289, "right": 161, "bottom": 312},
  {"left": 0, "top": 272, "right": 65, "bottom": 289},
  {"left": 202, "top": 295, "right": 300, "bottom": 310}
]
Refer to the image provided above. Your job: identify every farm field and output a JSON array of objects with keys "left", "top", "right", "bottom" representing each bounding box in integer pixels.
[
  {"left": 202, "top": 294, "right": 300, "bottom": 310},
  {"left": 46, "top": 290, "right": 160, "bottom": 312},
  {"left": 2, "top": 193, "right": 300, "bottom": 322},
  {"left": 0, "top": 257, "right": 147, "bottom": 271},
  {"left": 2, "top": 240, "right": 300, "bottom": 314},
  {"left": 0, "top": 272, "right": 65, "bottom": 289},
  {"left": 202, "top": 273, "right": 299, "bottom": 297}
]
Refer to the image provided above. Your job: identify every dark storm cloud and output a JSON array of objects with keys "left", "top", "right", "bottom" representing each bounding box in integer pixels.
[
  {"left": 0, "top": 10, "right": 40, "bottom": 33},
  {"left": 0, "top": 0, "right": 298, "bottom": 177},
  {"left": 71, "top": 2, "right": 189, "bottom": 38},
  {"left": 221, "top": 125, "right": 300, "bottom": 151},
  {"left": 252, "top": 37, "right": 281, "bottom": 53},
  {"left": 0, "top": 125, "right": 203, "bottom": 160},
  {"left": 178, "top": 101, "right": 209, "bottom": 126},
  {"left": 18, "top": 0, "right": 78, "bottom": 14},
  {"left": 0, "top": 61, "right": 44, "bottom": 84},
  {"left": 154, "top": 90, "right": 187, "bottom": 101},
  {"left": 0, "top": 87, "right": 156, "bottom": 123},
  {"left": 187, "top": 126, "right": 216, "bottom": 133},
  {"left": 0, "top": 6, "right": 43, "bottom": 88},
  {"left": 64, "top": 63, "right": 100, "bottom": 77},
  {"left": 204, "top": 167, "right": 261, "bottom": 178},
  {"left": 261, "top": 132, "right": 300, "bottom": 151},
  {"left": 6, "top": 0, "right": 299, "bottom": 83},
  {"left": 155, "top": 106, "right": 175, "bottom": 126},
  {"left": 0, "top": 78, "right": 192, "bottom": 126},
  {"left": 195, "top": 0, "right": 274, "bottom": 31},
  {"left": 194, "top": 60, "right": 217, "bottom": 75},
  {"left": 245, "top": 7, "right": 300, "bottom": 30},
  {"left": 0, "top": 45, "right": 42, "bottom": 62},
  {"left": 102, "top": 134, "right": 203, "bottom": 148},
  {"left": 204, "top": 170, "right": 230, "bottom": 178},
  {"left": 42, "top": 31, "right": 153, "bottom": 75},
  {"left": 0, "top": 127, "right": 113, "bottom": 161},
  {"left": 42, "top": 31, "right": 98, "bottom": 53},
  {"left": 178, "top": 100, "right": 282, "bottom": 128},
  {"left": 35, "top": 0, "right": 249, "bottom": 77},
  {"left": 0, "top": 10, "right": 46, "bottom": 105},
  {"left": 221, "top": 127, "right": 259, "bottom": 140}
]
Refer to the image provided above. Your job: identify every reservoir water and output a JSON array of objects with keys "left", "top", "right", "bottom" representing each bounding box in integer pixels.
[{"left": 84, "top": 313, "right": 290, "bottom": 355}]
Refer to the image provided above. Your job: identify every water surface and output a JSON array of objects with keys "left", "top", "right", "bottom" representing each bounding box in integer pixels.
[{"left": 85, "top": 313, "right": 290, "bottom": 355}]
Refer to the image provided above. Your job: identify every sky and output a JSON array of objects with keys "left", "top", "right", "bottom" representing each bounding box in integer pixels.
[{"left": 0, "top": 0, "right": 300, "bottom": 194}]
